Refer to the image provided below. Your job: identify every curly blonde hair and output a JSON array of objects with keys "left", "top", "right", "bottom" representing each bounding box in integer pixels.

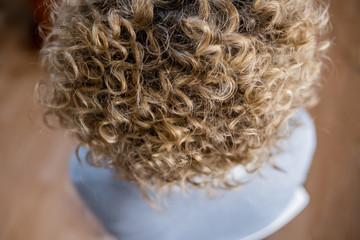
[{"left": 37, "top": 0, "right": 329, "bottom": 195}]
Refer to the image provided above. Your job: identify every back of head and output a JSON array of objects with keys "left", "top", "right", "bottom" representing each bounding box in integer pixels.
[{"left": 37, "top": 0, "right": 329, "bottom": 194}]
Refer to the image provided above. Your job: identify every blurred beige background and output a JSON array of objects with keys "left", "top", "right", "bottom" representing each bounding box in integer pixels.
[{"left": 0, "top": 0, "right": 359, "bottom": 239}]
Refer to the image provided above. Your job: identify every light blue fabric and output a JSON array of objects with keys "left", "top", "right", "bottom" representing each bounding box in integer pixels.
[{"left": 69, "top": 108, "right": 316, "bottom": 240}]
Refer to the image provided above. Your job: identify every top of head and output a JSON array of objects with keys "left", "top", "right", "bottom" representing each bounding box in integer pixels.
[{"left": 38, "top": 0, "right": 329, "bottom": 191}]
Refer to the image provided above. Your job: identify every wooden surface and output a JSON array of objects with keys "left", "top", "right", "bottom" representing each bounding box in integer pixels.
[{"left": 0, "top": 0, "right": 359, "bottom": 239}]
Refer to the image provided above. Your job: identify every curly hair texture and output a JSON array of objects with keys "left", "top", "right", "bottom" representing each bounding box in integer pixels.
[{"left": 37, "top": 0, "right": 330, "bottom": 197}]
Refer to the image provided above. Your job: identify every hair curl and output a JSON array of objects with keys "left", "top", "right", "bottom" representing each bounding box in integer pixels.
[{"left": 37, "top": 0, "right": 329, "bottom": 197}]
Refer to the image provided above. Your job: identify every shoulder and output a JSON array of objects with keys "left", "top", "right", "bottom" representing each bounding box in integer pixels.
[
  {"left": 69, "top": 146, "right": 114, "bottom": 184},
  {"left": 263, "top": 108, "right": 317, "bottom": 186}
]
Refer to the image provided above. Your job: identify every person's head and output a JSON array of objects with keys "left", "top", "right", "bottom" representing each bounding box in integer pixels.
[{"left": 37, "top": 0, "right": 329, "bottom": 193}]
